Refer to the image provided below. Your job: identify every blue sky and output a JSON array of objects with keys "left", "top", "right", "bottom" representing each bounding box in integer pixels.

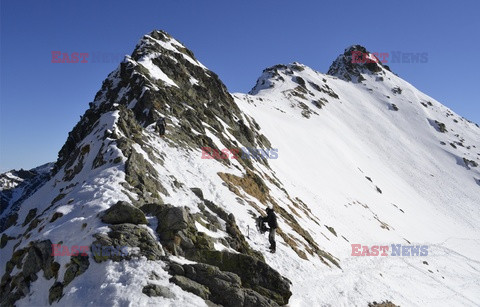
[{"left": 1, "top": 0, "right": 479, "bottom": 172}]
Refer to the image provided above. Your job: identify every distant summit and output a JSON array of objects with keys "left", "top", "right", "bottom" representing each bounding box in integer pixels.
[{"left": 327, "top": 44, "right": 392, "bottom": 82}]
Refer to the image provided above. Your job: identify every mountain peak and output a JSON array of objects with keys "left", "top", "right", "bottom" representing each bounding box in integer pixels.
[
  {"left": 248, "top": 62, "right": 311, "bottom": 95},
  {"left": 327, "top": 44, "right": 392, "bottom": 82},
  {"left": 134, "top": 30, "right": 195, "bottom": 57}
]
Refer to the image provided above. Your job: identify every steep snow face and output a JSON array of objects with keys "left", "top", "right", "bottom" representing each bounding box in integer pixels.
[
  {"left": 235, "top": 58, "right": 480, "bottom": 305},
  {"left": 1, "top": 34, "right": 479, "bottom": 307}
]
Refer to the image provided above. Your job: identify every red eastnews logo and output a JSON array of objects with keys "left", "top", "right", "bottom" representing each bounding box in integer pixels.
[{"left": 51, "top": 51, "right": 89, "bottom": 63}]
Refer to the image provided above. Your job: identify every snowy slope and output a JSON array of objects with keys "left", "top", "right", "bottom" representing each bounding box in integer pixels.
[
  {"left": 234, "top": 53, "right": 480, "bottom": 305},
  {"left": 1, "top": 34, "right": 479, "bottom": 307}
]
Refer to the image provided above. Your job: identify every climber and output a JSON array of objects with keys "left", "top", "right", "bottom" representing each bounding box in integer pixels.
[
  {"left": 156, "top": 117, "right": 167, "bottom": 136},
  {"left": 261, "top": 206, "right": 278, "bottom": 253}
]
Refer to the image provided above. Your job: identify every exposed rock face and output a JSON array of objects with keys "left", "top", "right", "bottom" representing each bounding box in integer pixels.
[
  {"left": 92, "top": 223, "right": 164, "bottom": 262},
  {"left": 0, "top": 240, "right": 59, "bottom": 306},
  {"left": 194, "top": 250, "right": 292, "bottom": 305},
  {"left": 137, "top": 196, "right": 290, "bottom": 305},
  {"left": 101, "top": 201, "right": 148, "bottom": 225},
  {"left": 63, "top": 255, "right": 90, "bottom": 286},
  {"left": 170, "top": 275, "right": 211, "bottom": 300},
  {"left": 168, "top": 261, "right": 281, "bottom": 306},
  {"left": 156, "top": 205, "right": 190, "bottom": 233},
  {"left": 142, "top": 283, "right": 176, "bottom": 298},
  {"left": 49, "top": 282, "right": 64, "bottom": 304},
  {"left": 140, "top": 203, "right": 193, "bottom": 256},
  {"left": 327, "top": 45, "right": 389, "bottom": 82}
]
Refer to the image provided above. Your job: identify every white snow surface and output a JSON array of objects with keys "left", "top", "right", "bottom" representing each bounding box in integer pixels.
[
  {"left": 234, "top": 63, "right": 480, "bottom": 306},
  {"left": 137, "top": 53, "right": 178, "bottom": 88}
]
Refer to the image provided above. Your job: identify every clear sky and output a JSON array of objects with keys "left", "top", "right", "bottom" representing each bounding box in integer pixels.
[{"left": 1, "top": 0, "right": 479, "bottom": 172}]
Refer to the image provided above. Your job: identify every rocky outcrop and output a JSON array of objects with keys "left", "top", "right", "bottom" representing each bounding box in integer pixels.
[
  {"left": 167, "top": 261, "right": 280, "bottom": 306},
  {"left": 47, "top": 254, "right": 90, "bottom": 304},
  {"left": 101, "top": 201, "right": 148, "bottom": 225},
  {"left": 327, "top": 45, "right": 389, "bottom": 82},
  {"left": 141, "top": 203, "right": 194, "bottom": 256},
  {"left": 193, "top": 250, "right": 292, "bottom": 305},
  {"left": 22, "top": 208, "right": 37, "bottom": 226},
  {"left": 170, "top": 275, "right": 211, "bottom": 300},
  {"left": 142, "top": 283, "right": 176, "bottom": 298},
  {"left": 0, "top": 240, "right": 59, "bottom": 306},
  {"left": 49, "top": 282, "right": 64, "bottom": 304},
  {"left": 92, "top": 223, "right": 164, "bottom": 262},
  {"left": 139, "top": 196, "right": 291, "bottom": 305},
  {"left": 63, "top": 255, "right": 90, "bottom": 286}
]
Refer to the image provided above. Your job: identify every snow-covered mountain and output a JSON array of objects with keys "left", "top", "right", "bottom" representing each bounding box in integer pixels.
[{"left": 1, "top": 31, "right": 479, "bottom": 307}]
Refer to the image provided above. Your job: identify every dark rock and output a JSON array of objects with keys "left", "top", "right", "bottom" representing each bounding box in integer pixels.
[
  {"left": 141, "top": 203, "right": 196, "bottom": 257},
  {"left": 92, "top": 223, "right": 164, "bottom": 262},
  {"left": 22, "top": 208, "right": 37, "bottom": 227},
  {"left": 23, "top": 240, "right": 55, "bottom": 279},
  {"left": 50, "top": 212, "right": 64, "bottom": 223},
  {"left": 392, "top": 87, "right": 402, "bottom": 94},
  {"left": 101, "top": 201, "right": 148, "bottom": 225},
  {"left": 168, "top": 263, "right": 185, "bottom": 276},
  {"left": 243, "top": 288, "right": 279, "bottom": 306},
  {"left": 183, "top": 263, "right": 242, "bottom": 288},
  {"left": 63, "top": 255, "right": 90, "bottom": 286},
  {"left": 170, "top": 275, "right": 210, "bottom": 300},
  {"left": 224, "top": 213, "right": 262, "bottom": 260},
  {"left": 0, "top": 240, "right": 56, "bottom": 306},
  {"left": 4, "top": 213, "right": 18, "bottom": 230},
  {"left": 1, "top": 234, "right": 12, "bottom": 249},
  {"left": 177, "top": 261, "right": 279, "bottom": 306},
  {"left": 142, "top": 283, "right": 175, "bottom": 298},
  {"left": 327, "top": 45, "right": 389, "bottom": 82},
  {"left": 177, "top": 231, "right": 195, "bottom": 250},
  {"left": 156, "top": 205, "right": 189, "bottom": 232},
  {"left": 123, "top": 148, "right": 166, "bottom": 204},
  {"left": 190, "top": 187, "right": 204, "bottom": 200},
  {"left": 205, "top": 300, "right": 222, "bottom": 307},
  {"left": 26, "top": 217, "right": 42, "bottom": 232},
  {"left": 154, "top": 205, "right": 192, "bottom": 256},
  {"left": 140, "top": 203, "right": 164, "bottom": 216},
  {"left": 49, "top": 282, "right": 63, "bottom": 304},
  {"left": 194, "top": 250, "right": 291, "bottom": 305}
]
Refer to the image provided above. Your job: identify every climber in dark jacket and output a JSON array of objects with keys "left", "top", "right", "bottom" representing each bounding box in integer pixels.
[
  {"left": 261, "top": 207, "right": 278, "bottom": 253},
  {"left": 156, "top": 117, "right": 166, "bottom": 136}
]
